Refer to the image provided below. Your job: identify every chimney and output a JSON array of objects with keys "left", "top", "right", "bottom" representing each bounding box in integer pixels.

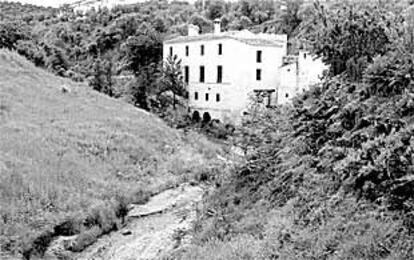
[
  {"left": 188, "top": 24, "right": 200, "bottom": 36},
  {"left": 214, "top": 18, "right": 221, "bottom": 34}
]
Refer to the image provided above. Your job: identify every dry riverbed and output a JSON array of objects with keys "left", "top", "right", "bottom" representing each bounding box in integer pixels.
[{"left": 44, "top": 184, "right": 205, "bottom": 260}]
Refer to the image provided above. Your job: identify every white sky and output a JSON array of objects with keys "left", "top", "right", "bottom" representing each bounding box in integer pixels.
[{"left": 0, "top": 0, "right": 72, "bottom": 7}]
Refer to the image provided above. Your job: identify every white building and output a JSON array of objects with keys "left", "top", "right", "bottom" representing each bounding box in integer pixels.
[
  {"left": 278, "top": 51, "right": 328, "bottom": 104},
  {"left": 163, "top": 20, "right": 327, "bottom": 124},
  {"left": 164, "top": 20, "right": 287, "bottom": 124}
]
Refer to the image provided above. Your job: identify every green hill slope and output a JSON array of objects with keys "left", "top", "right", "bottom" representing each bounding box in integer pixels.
[{"left": 0, "top": 49, "right": 225, "bottom": 258}]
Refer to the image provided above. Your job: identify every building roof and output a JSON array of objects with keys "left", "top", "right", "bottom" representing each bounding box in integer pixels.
[{"left": 164, "top": 30, "right": 287, "bottom": 47}]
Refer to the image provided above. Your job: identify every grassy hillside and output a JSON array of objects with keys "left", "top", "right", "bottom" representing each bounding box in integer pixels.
[{"left": 0, "top": 49, "right": 226, "bottom": 258}]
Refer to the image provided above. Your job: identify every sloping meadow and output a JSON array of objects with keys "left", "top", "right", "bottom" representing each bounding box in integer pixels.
[{"left": 0, "top": 50, "right": 227, "bottom": 258}]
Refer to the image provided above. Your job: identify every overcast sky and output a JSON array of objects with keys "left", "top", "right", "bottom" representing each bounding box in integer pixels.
[{"left": 0, "top": 0, "right": 72, "bottom": 7}]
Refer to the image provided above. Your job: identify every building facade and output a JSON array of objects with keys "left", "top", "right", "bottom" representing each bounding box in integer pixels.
[
  {"left": 278, "top": 51, "right": 328, "bottom": 104},
  {"left": 163, "top": 21, "right": 327, "bottom": 124},
  {"left": 164, "top": 21, "right": 287, "bottom": 124}
]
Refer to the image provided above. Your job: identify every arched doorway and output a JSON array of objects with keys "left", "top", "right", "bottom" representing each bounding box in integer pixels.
[
  {"left": 202, "top": 112, "right": 211, "bottom": 124},
  {"left": 192, "top": 111, "right": 201, "bottom": 122}
]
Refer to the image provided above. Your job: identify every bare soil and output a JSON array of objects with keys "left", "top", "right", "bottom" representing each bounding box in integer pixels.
[{"left": 46, "top": 184, "right": 204, "bottom": 260}]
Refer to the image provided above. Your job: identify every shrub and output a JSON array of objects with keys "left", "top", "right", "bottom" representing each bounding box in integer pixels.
[
  {"left": 69, "top": 226, "right": 102, "bottom": 252},
  {"left": 364, "top": 51, "right": 414, "bottom": 97},
  {"left": 21, "top": 229, "right": 54, "bottom": 260},
  {"left": 178, "top": 74, "right": 414, "bottom": 259}
]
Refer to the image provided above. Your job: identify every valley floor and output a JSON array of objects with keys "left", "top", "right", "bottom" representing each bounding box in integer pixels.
[{"left": 46, "top": 183, "right": 205, "bottom": 260}]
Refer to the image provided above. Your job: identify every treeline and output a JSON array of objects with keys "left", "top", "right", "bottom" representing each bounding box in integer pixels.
[
  {"left": 0, "top": 1, "right": 56, "bottom": 22},
  {"left": 0, "top": 0, "right": 308, "bottom": 112}
]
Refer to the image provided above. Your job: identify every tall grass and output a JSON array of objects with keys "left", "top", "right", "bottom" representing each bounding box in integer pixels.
[{"left": 0, "top": 50, "right": 228, "bottom": 258}]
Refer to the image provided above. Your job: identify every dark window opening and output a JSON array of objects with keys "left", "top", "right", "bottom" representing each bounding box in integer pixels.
[
  {"left": 218, "top": 43, "right": 222, "bottom": 55},
  {"left": 184, "top": 66, "right": 189, "bottom": 84},
  {"left": 285, "top": 93, "right": 289, "bottom": 98},
  {"left": 202, "top": 112, "right": 211, "bottom": 123},
  {"left": 256, "top": 69, "right": 261, "bottom": 81},
  {"left": 304, "top": 53, "right": 307, "bottom": 59},
  {"left": 185, "top": 45, "right": 189, "bottom": 56},
  {"left": 257, "top": 50, "right": 262, "bottom": 63},
  {"left": 192, "top": 111, "right": 200, "bottom": 122},
  {"left": 217, "top": 66, "right": 223, "bottom": 83},
  {"left": 194, "top": 91, "right": 198, "bottom": 100},
  {"left": 216, "top": 93, "right": 220, "bottom": 102},
  {"left": 169, "top": 46, "right": 173, "bottom": 56},
  {"left": 199, "top": 66, "right": 205, "bottom": 83},
  {"left": 201, "top": 45, "right": 204, "bottom": 55},
  {"left": 205, "top": 93, "right": 209, "bottom": 101}
]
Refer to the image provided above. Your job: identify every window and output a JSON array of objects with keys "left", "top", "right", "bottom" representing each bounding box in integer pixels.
[
  {"left": 256, "top": 69, "right": 262, "bottom": 81},
  {"left": 216, "top": 93, "right": 220, "bottom": 102},
  {"left": 199, "top": 66, "right": 205, "bottom": 83},
  {"left": 304, "top": 53, "right": 307, "bottom": 59},
  {"left": 205, "top": 93, "right": 209, "bottom": 101},
  {"left": 184, "top": 66, "right": 189, "bottom": 84},
  {"left": 285, "top": 93, "right": 289, "bottom": 98},
  {"left": 257, "top": 50, "right": 262, "bottom": 63},
  {"left": 185, "top": 45, "right": 189, "bottom": 56},
  {"left": 194, "top": 92, "right": 198, "bottom": 100},
  {"left": 218, "top": 43, "right": 222, "bottom": 55},
  {"left": 217, "top": 66, "right": 223, "bottom": 83},
  {"left": 201, "top": 45, "right": 204, "bottom": 56},
  {"left": 169, "top": 46, "right": 173, "bottom": 56}
]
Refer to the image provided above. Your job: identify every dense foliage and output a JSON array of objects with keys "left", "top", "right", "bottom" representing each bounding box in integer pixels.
[
  {"left": 174, "top": 2, "right": 414, "bottom": 259},
  {"left": 3, "top": 0, "right": 414, "bottom": 258},
  {"left": 0, "top": 0, "right": 306, "bottom": 111}
]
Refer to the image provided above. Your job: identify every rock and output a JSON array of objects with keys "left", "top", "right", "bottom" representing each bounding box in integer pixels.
[
  {"left": 61, "top": 85, "right": 71, "bottom": 94},
  {"left": 121, "top": 230, "right": 132, "bottom": 236}
]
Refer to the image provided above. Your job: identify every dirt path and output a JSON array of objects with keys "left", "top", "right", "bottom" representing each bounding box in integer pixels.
[{"left": 73, "top": 184, "right": 204, "bottom": 260}]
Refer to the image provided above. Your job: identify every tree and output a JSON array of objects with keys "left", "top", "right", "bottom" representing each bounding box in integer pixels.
[
  {"left": 307, "top": 4, "right": 396, "bottom": 79},
  {"left": 0, "top": 21, "right": 30, "bottom": 49},
  {"left": 189, "top": 14, "right": 213, "bottom": 33},
  {"left": 206, "top": 0, "right": 226, "bottom": 20},
  {"left": 158, "top": 55, "right": 187, "bottom": 109},
  {"left": 15, "top": 40, "right": 45, "bottom": 67},
  {"left": 121, "top": 24, "right": 162, "bottom": 77},
  {"left": 89, "top": 58, "right": 114, "bottom": 97},
  {"left": 229, "top": 16, "right": 252, "bottom": 30},
  {"left": 236, "top": 0, "right": 252, "bottom": 18},
  {"left": 121, "top": 24, "right": 162, "bottom": 109},
  {"left": 280, "top": 0, "right": 304, "bottom": 35},
  {"left": 46, "top": 47, "right": 69, "bottom": 76}
]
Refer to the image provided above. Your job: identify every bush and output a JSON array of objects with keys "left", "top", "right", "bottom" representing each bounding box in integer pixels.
[
  {"left": 177, "top": 74, "right": 414, "bottom": 259},
  {"left": 69, "top": 226, "right": 102, "bottom": 252},
  {"left": 364, "top": 51, "right": 414, "bottom": 97},
  {"left": 22, "top": 229, "right": 54, "bottom": 260}
]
